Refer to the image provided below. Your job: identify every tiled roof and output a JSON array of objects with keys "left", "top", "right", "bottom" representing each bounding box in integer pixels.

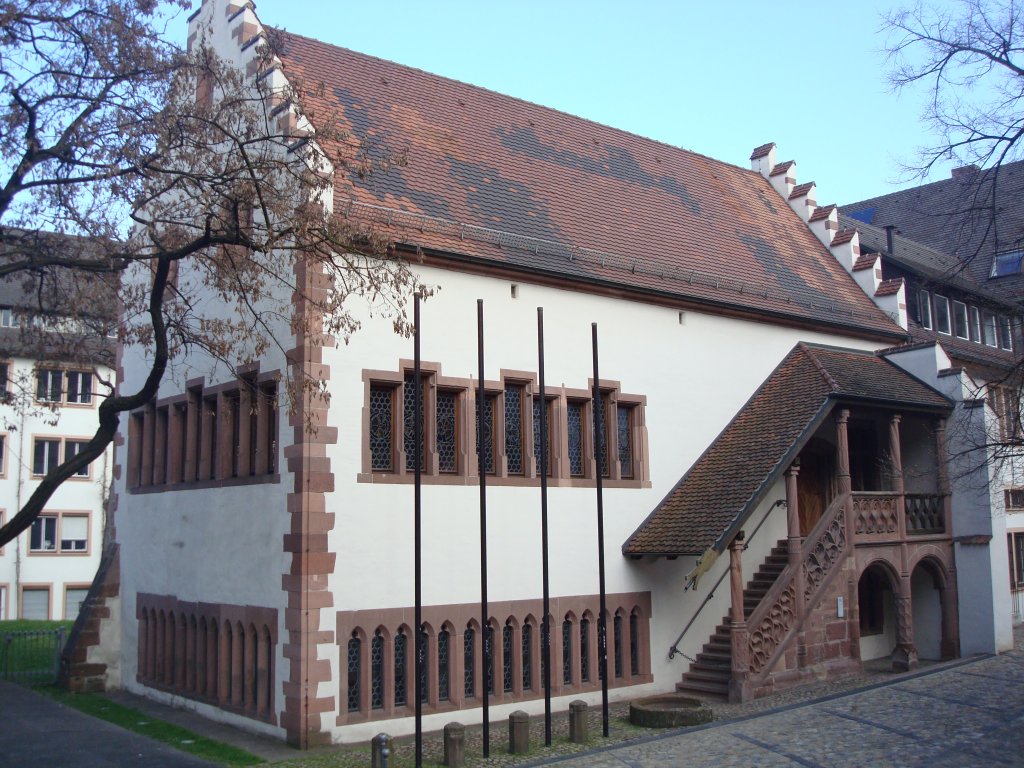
[
  {"left": 272, "top": 31, "right": 904, "bottom": 340},
  {"left": 770, "top": 160, "right": 795, "bottom": 177},
  {"left": 853, "top": 253, "right": 877, "bottom": 271},
  {"left": 789, "top": 182, "right": 815, "bottom": 200},
  {"left": 842, "top": 164, "right": 1024, "bottom": 306},
  {"left": 831, "top": 228, "right": 857, "bottom": 246},
  {"left": 622, "top": 343, "right": 951, "bottom": 556},
  {"left": 875, "top": 278, "right": 903, "bottom": 297},
  {"left": 809, "top": 204, "right": 836, "bottom": 223}
]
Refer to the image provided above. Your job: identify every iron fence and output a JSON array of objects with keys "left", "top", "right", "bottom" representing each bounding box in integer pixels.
[{"left": 0, "top": 627, "right": 66, "bottom": 684}]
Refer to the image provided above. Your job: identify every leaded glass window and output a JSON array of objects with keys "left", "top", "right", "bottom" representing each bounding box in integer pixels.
[
  {"left": 613, "top": 614, "right": 623, "bottom": 678},
  {"left": 532, "top": 397, "right": 551, "bottom": 477},
  {"left": 562, "top": 617, "right": 572, "bottom": 685},
  {"left": 464, "top": 626, "right": 475, "bottom": 697},
  {"left": 505, "top": 385, "right": 524, "bottom": 475},
  {"left": 371, "top": 630, "right": 384, "bottom": 709},
  {"left": 522, "top": 623, "right": 533, "bottom": 690},
  {"left": 347, "top": 632, "right": 361, "bottom": 712},
  {"left": 436, "top": 391, "right": 458, "bottom": 473},
  {"left": 404, "top": 374, "right": 425, "bottom": 471},
  {"left": 630, "top": 612, "right": 640, "bottom": 676},
  {"left": 502, "top": 621, "right": 514, "bottom": 693},
  {"left": 618, "top": 406, "right": 634, "bottom": 479},
  {"left": 580, "top": 618, "right": 590, "bottom": 682},
  {"left": 539, "top": 618, "right": 548, "bottom": 685},
  {"left": 394, "top": 628, "right": 407, "bottom": 706},
  {"left": 438, "top": 629, "right": 450, "bottom": 701},
  {"left": 567, "top": 401, "right": 585, "bottom": 477},
  {"left": 595, "top": 395, "right": 609, "bottom": 478},
  {"left": 418, "top": 625, "right": 428, "bottom": 704},
  {"left": 369, "top": 386, "right": 394, "bottom": 471},
  {"left": 485, "top": 625, "right": 495, "bottom": 695},
  {"left": 475, "top": 394, "right": 495, "bottom": 474}
]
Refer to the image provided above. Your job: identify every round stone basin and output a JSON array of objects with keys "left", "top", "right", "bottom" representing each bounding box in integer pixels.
[{"left": 629, "top": 694, "right": 713, "bottom": 728}]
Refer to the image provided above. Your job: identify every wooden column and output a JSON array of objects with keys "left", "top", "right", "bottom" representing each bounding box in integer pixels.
[
  {"left": 835, "top": 409, "right": 861, "bottom": 661},
  {"left": 890, "top": 414, "right": 907, "bottom": 541},
  {"left": 728, "top": 532, "right": 749, "bottom": 703},
  {"left": 785, "top": 463, "right": 807, "bottom": 666}
]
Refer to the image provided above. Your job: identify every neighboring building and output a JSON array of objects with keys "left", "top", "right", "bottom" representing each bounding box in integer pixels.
[
  {"left": 0, "top": 235, "right": 117, "bottom": 621},
  {"left": 839, "top": 184, "right": 1024, "bottom": 630},
  {"left": 76, "top": 0, "right": 1015, "bottom": 747}
]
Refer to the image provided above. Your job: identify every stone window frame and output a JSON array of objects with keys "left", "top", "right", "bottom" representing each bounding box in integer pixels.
[
  {"left": 360, "top": 364, "right": 649, "bottom": 489},
  {"left": 127, "top": 369, "right": 280, "bottom": 493},
  {"left": 335, "top": 591, "right": 652, "bottom": 727}
]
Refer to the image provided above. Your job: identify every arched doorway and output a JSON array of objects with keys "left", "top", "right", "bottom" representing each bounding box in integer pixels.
[
  {"left": 857, "top": 561, "right": 897, "bottom": 661},
  {"left": 910, "top": 559, "right": 946, "bottom": 660}
]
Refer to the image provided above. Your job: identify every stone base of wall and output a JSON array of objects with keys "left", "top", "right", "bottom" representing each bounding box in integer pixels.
[{"left": 60, "top": 543, "right": 121, "bottom": 693}]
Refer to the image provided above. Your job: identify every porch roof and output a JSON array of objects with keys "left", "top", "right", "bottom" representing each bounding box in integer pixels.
[{"left": 622, "top": 343, "right": 952, "bottom": 557}]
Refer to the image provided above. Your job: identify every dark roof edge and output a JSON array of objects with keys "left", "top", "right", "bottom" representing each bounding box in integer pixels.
[
  {"left": 877, "top": 354, "right": 956, "bottom": 409},
  {"left": 399, "top": 244, "right": 909, "bottom": 345}
]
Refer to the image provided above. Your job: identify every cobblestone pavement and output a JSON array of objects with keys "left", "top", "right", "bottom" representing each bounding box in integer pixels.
[{"left": 531, "top": 643, "right": 1024, "bottom": 767}]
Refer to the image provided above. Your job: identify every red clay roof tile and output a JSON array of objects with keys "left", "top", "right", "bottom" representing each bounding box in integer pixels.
[
  {"left": 273, "top": 31, "right": 902, "bottom": 339},
  {"left": 875, "top": 278, "right": 904, "bottom": 296}
]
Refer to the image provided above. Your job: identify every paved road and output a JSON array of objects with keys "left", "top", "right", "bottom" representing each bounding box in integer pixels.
[
  {"left": 536, "top": 649, "right": 1024, "bottom": 767},
  {"left": 0, "top": 681, "right": 215, "bottom": 767}
]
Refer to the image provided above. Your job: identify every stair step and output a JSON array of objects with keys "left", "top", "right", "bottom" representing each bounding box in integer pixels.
[
  {"left": 682, "top": 668, "right": 730, "bottom": 685},
  {"left": 692, "top": 658, "right": 730, "bottom": 673},
  {"left": 676, "top": 678, "right": 729, "bottom": 697},
  {"left": 696, "top": 648, "right": 730, "bottom": 663}
]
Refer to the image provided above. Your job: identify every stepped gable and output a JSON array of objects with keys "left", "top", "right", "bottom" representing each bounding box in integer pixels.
[
  {"left": 622, "top": 343, "right": 951, "bottom": 557},
  {"left": 842, "top": 162, "right": 1024, "bottom": 305},
  {"left": 272, "top": 31, "right": 903, "bottom": 340}
]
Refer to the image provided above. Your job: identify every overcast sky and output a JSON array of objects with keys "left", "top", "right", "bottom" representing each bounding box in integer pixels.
[{"left": 172, "top": 0, "right": 958, "bottom": 204}]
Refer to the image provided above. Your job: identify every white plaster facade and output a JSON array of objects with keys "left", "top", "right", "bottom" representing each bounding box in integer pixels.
[{"left": 0, "top": 355, "right": 113, "bottom": 621}]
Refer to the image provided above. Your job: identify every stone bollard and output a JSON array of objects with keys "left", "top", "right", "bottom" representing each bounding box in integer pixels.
[
  {"left": 508, "top": 710, "right": 530, "bottom": 754},
  {"left": 443, "top": 722, "right": 465, "bottom": 767},
  {"left": 371, "top": 732, "right": 393, "bottom": 768},
  {"left": 569, "top": 699, "right": 588, "bottom": 743}
]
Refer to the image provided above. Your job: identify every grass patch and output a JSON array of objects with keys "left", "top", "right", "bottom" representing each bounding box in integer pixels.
[
  {"left": 37, "top": 686, "right": 265, "bottom": 767},
  {"left": 0, "top": 619, "right": 74, "bottom": 633}
]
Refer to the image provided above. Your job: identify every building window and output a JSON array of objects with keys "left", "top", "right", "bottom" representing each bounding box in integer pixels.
[
  {"left": 1006, "top": 489, "right": 1024, "bottom": 510},
  {"left": 1011, "top": 532, "right": 1024, "bottom": 587},
  {"left": 952, "top": 301, "right": 969, "bottom": 339},
  {"left": 629, "top": 610, "right": 640, "bottom": 676},
  {"left": 992, "top": 249, "right": 1024, "bottom": 277},
  {"left": 437, "top": 628, "right": 450, "bottom": 701},
  {"left": 561, "top": 617, "right": 572, "bottom": 685},
  {"left": 934, "top": 295, "right": 951, "bottom": 335},
  {"left": 64, "top": 440, "right": 90, "bottom": 477},
  {"left": 394, "top": 628, "right": 407, "bottom": 707},
  {"left": 596, "top": 395, "right": 611, "bottom": 478},
  {"left": 580, "top": 617, "right": 590, "bottom": 682},
  {"left": 404, "top": 374, "right": 426, "bottom": 472},
  {"left": 504, "top": 384, "right": 525, "bottom": 475},
  {"left": 476, "top": 393, "right": 496, "bottom": 475},
  {"left": 970, "top": 306, "right": 982, "bottom": 343},
  {"left": 999, "top": 316, "right": 1014, "bottom": 351},
  {"left": 618, "top": 405, "right": 635, "bottom": 479},
  {"left": 463, "top": 625, "right": 475, "bottom": 698},
  {"left": 369, "top": 385, "right": 395, "bottom": 472},
  {"left": 65, "top": 371, "right": 93, "bottom": 404},
  {"left": 436, "top": 390, "right": 459, "bottom": 473},
  {"left": 502, "top": 621, "right": 514, "bottom": 693},
  {"left": 347, "top": 632, "right": 361, "bottom": 713},
  {"left": 917, "top": 290, "right": 932, "bottom": 329},
  {"left": 0, "top": 434, "right": 5, "bottom": 475},
  {"left": 21, "top": 587, "right": 50, "bottom": 620},
  {"left": 32, "top": 439, "right": 60, "bottom": 476},
  {"left": 0, "top": 307, "right": 15, "bottom": 327},
  {"left": 36, "top": 369, "right": 62, "bottom": 402},
  {"left": 521, "top": 622, "right": 533, "bottom": 691},
  {"left": 613, "top": 613, "right": 623, "bottom": 678},
  {"left": 485, "top": 624, "right": 495, "bottom": 695},
  {"left": 983, "top": 311, "right": 998, "bottom": 346},
  {"left": 371, "top": 630, "right": 384, "bottom": 710},
  {"left": 532, "top": 395, "right": 553, "bottom": 477},
  {"left": 30, "top": 516, "right": 57, "bottom": 552},
  {"left": 64, "top": 587, "right": 89, "bottom": 620},
  {"left": 991, "top": 386, "right": 1021, "bottom": 442},
  {"left": 59, "top": 515, "right": 88, "bottom": 551},
  {"left": 566, "top": 401, "right": 586, "bottom": 477}
]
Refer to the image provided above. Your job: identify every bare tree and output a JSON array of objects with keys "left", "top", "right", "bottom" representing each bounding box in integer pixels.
[{"left": 0, "top": 1, "right": 423, "bottom": 546}]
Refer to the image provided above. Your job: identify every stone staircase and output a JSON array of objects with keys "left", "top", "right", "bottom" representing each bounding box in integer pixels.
[{"left": 675, "top": 540, "right": 789, "bottom": 699}]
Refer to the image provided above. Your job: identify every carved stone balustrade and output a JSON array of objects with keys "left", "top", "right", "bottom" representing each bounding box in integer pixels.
[
  {"left": 905, "top": 494, "right": 945, "bottom": 536},
  {"left": 852, "top": 493, "right": 899, "bottom": 540}
]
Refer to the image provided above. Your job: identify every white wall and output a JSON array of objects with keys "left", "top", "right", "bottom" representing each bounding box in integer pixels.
[{"left": 0, "top": 356, "right": 113, "bottom": 621}]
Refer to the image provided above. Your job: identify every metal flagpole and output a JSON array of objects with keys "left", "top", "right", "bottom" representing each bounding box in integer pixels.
[
  {"left": 413, "top": 293, "right": 423, "bottom": 768},
  {"left": 591, "top": 322, "right": 610, "bottom": 737},
  {"left": 476, "top": 299, "right": 490, "bottom": 757},
  {"left": 538, "top": 307, "right": 552, "bottom": 745}
]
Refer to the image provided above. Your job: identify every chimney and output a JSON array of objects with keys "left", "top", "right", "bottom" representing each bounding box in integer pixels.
[
  {"left": 951, "top": 164, "right": 980, "bottom": 178},
  {"left": 884, "top": 224, "right": 897, "bottom": 257}
]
